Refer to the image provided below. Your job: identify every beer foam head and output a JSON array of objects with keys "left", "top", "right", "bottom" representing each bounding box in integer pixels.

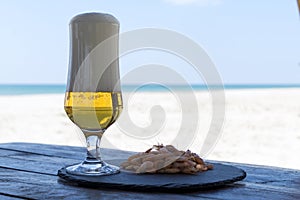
[
  {"left": 70, "top": 12, "right": 119, "bottom": 25},
  {"left": 67, "top": 12, "right": 121, "bottom": 92}
]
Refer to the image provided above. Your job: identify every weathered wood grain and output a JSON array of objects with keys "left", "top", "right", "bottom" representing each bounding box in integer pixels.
[
  {"left": 0, "top": 148, "right": 125, "bottom": 175},
  {"left": 1, "top": 143, "right": 299, "bottom": 189},
  {"left": 0, "top": 143, "right": 300, "bottom": 199},
  {"left": 0, "top": 167, "right": 208, "bottom": 200},
  {"left": 1, "top": 167, "right": 299, "bottom": 200},
  {"left": 0, "top": 142, "right": 132, "bottom": 160},
  {"left": 0, "top": 194, "right": 23, "bottom": 200}
]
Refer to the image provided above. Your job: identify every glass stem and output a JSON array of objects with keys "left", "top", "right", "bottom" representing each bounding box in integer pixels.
[{"left": 83, "top": 131, "right": 104, "bottom": 163}]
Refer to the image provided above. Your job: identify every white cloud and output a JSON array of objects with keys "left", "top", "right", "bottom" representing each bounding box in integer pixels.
[{"left": 164, "top": 0, "right": 222, "bottom": 6}]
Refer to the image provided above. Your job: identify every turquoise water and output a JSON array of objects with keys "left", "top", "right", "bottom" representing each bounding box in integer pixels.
[
  {"left": 123, "top": 84, "right": 300, "bottom": 92},
  {"left": 0, "top": 84, "right": 300, "bottom": 95},
  {"left": 0, "top": 85, "right": 66, "bottom": 95}
]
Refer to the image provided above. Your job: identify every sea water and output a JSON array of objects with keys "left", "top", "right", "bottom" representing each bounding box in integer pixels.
[{"left": 0, "top": 84, "right": 300, "bottom": 95}]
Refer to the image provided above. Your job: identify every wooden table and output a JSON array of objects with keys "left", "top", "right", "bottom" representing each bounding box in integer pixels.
[{"left": 0, "top": 143, "right": 299, "bottom": 199}]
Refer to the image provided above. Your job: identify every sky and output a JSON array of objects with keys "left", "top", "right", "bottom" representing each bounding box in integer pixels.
[{"left": 0, "top": 0, "right": 299, "bottom": 85}]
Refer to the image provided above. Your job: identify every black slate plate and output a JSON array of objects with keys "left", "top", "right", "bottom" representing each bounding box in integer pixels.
[{"left": 58, "top": 162, "right": 246, "bottom": 192}]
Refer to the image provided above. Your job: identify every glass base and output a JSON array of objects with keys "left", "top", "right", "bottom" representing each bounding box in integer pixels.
[{"left": 66, "top": 160, "right": 120, "bottom": 176}]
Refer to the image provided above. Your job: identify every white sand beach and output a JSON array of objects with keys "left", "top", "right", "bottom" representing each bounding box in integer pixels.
[{"left": 0, "top": 88, "right": 299, "bottom": 170}]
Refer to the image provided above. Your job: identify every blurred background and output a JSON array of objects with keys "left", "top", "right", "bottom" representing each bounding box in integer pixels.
[
  {"left": 0, "top": 0, "right": 300, "bottom": 169},
  {"left": 0, "top": 0, "right": 299, "bottom": 85}
]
